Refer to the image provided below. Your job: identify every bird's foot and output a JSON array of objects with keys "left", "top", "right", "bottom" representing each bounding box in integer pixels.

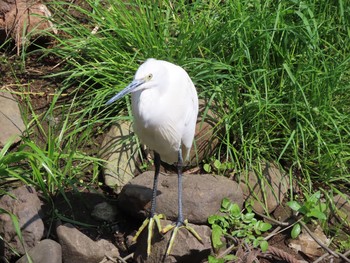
[
  {"left": 162, "top": 219, "right": 203, "bottom": 256},
  {"left": 132, "top": 214, "right": 165, "bottom": 256}
]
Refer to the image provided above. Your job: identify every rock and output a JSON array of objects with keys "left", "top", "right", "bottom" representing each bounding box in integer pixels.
[
  {"left": 239, "top": 163, "right": 289, "bottom": 214},
  {"left": 0, "top": 0, "right": 57, "bottom": 54},
  {"left": 91, "top": 201, "right": 119, "bottom": 222},
  {"left": 56, "top": 223, "right": 119, "bottom": 263},
  {"left": 100, "top": 121, "right": 137, "bottom": 194},
  {"left": 134, "top": 219, "right": 211, "bottom": 263},
  {"left": 0, "top": 186, "right": 44, "bottom": 258},
  {"left": 0, "top": 0, "right": 16, "bottom": 14},
  {"left": 189, "top": 99, "right": 219, "bottom": 165},
  {"left": 272, "top": 204, "right": 293, "bottom": 223},
  {"left": 16, "top": 239, "right": 62, "bottom": 263},
  {"left": 118, "top": 172, "right": 244, "bottom": 224},
  {"left": 331, "top": 194, "right": 350, "bottom": 226},
  {"left": 0, "top": 92, "right": 25, "bottom": 146},
  {"left": 328, "top": 194, "right": 350, "bottom": 244}
]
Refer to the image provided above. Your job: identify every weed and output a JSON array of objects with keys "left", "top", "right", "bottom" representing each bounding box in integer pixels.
[
  {"left": 208, "top": 198, "right": 272, "bottom": 261},
  {"left": 287, "top": 190, "right": 327, "bottom": 238}
]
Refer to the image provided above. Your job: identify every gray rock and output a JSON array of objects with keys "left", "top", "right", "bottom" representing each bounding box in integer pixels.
[
  {"left": 91, "top": 201, "right": 119, "bottom": 222},
  {"left": 134, "top": 219, "right": 212, "bottom": 263},
  {"left": 0, "top": 0, "right": 57, "bottom": 54},
  {"left": 0, "top": 92, "right": 25, "bottom": 146},
  {"left": 118, "top": 172, "right": 244, "bottom": 224},
  {"left": 56, "top": 223, "right": 119, "bottom": 263},
  {"left": 239, "top": 163, "right": 289, "bottom": 214},
  {"left": 0, "top": 186, "right": 44, "bottom": 258},
  {"left": 331, "top": 194, "right": 350, "bottom": 224},
  {"left": 272, "top": 204, "right": 293, "bottom": 223},
  {"left": 100, "top": 121, "right": 137, "bottom": 194},
  {"left": 329, "top": 194, "right": 350, "bottom": 245},
  {"left": 16, "top": 239, "right": 62, "bottom": 263}
]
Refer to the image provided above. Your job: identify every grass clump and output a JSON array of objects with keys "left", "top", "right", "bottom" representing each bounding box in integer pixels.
[{"left": 43, "top": 0, "right": 350, "bottom": 187}]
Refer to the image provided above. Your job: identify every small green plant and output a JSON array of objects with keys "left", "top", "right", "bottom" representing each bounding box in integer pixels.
[
  {"left": 208, "top": 198, "right": 272, "bottom": 262},
  {"left": 203, "top": 158, "right": 234, "bottom": 175},
  {"left": 287, "top": 190, "right": 327, "bottom": 238}
]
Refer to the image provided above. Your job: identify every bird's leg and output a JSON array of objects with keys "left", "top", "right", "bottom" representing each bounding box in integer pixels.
[
  {"left": 163, "top": 149, "right": 202, "bottom": 256},
  {"left": 132, "top": 152, "right": 164, "bottom": 256}
]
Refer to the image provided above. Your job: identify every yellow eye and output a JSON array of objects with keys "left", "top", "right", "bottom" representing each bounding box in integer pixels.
[{"left": 146, "top": 73, "right": 153, "bottom": 81}]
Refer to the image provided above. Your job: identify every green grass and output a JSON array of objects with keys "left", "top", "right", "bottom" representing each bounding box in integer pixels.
[
  {"left": 42, "top": 0, "right": 349, "bottom": 185},
  {"left": 1, "top": 0, "right": 350, "bottom": 257}
]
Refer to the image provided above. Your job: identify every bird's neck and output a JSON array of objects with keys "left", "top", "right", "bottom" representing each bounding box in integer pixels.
[{"left": 131, "top": 89, "right": 164, "bottom": 126}]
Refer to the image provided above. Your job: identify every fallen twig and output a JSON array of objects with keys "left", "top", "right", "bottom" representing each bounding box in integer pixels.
[
  {"left": 1, "top": 86, "right": 69, "bottom": 97},
  {"left": 313, "top": 247, "right": 350, "bottom": 263},
  {"left": 255, "top": 211, "right": 290, "bottom": 226}
]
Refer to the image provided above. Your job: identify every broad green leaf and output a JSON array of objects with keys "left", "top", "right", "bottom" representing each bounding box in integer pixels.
[
  {"left": 320, "top": 203, "right": 327, "bottom": 212},
  {"left": 253, "top": 238, "right": 260, "bottom": 247},
  {"left": 260, "top": 240, "right": 269, "bottom": 252},
  {"left": 211, "top": 224, "right": 224, "bottom": 250},
  {"left": 243, "top": 212, "right": 255, "bottom": 221},
  {"left": 221, "top": 198, "right": 231, "bottom": 210},
  {"left": 208, "top": 215, "right": 220, "bottom": 224},
  {"left": 223, "top": 255, "right": 236, "bottom": 260},
  {"left": 203, "top": 163, "right": 211, "bottom": 173},
  {"left": 291, "top": 223, "right": 301, "bottom": 239},
  {"left": 309, "top": 191, "right": 321, "bottom": 204},
  {"left": 298, "top": 205, "right": 309, "bottom": 215},
  {"left": 307, "top": 209, "right": 327, "bottom": 220},
  {"left": 258, "top": 222, "right": 272, "bottom": 232},
  {"left": 229, "top": 203, "right": 241, "bottom": 217},
  {"left": 214, "top": 159, "right": 221, "bottom": 169},
  {"left": 287, "top": 201, "right": 301, "bottom": 211},
  {"left": 208, "top": 255, "right": 225, "bottom": 263}
]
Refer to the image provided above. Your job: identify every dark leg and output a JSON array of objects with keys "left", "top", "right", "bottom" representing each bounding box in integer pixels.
[
  {"left": 132, "top": 152, "right": 164, "bottom": 257},
  {"left": 176, "top": 149, "right": 184, "bottom": 225},
  {"left": 164, "top": 149, "right": 202, "bottom": 255},
  {"left": 150, "top": 152, "right": 161, "bottom": 217}
]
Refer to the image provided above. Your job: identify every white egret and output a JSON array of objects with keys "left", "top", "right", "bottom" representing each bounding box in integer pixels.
[{"left": 106, "top": 58, "right": 201, "bottom": 256}]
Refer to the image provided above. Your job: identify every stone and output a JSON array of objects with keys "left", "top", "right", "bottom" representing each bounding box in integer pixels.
[
  {"left": 0, "top": 92, "right": 25, "bottom": 146},
  {"left": 16, "top": 239, "right": 62, "bottom": 263},
  {"left": 0, "top": 0, "right": 57, "bottom": 54},
  {"left": 239, "top": 163, "right": 289, "bottom": 214},
  {"left": 100, "top": 121, "right": 137, "bottom": 194},
  {"left": 56, "top": 223, "right": 119, "bottom": 263},
  {"left": 118, "top": 172, "right": 244, "bottom": 224},
  {"left": 189, "top": 99, "right": 219, "bottom": 165},
  {"left": 272, "top": 204, "right": 293, "bottom": 223},
  {"left": 329, "top": 194, "right": 350, "bottom": 248},
  {"left": 0, "top": 0, "right": 16, "bottom": 14},
  {"left": 0, "top": 186, "right": 44, "bottom": 258},
  {"left": 134, "top": 219, "right": 212, "bottom": 263},
  {"left": 91, "top": 201, "right": 119, "bottom": 222},
  {"left": 331, "top": 194, "right": 350, "bottom": 226}
]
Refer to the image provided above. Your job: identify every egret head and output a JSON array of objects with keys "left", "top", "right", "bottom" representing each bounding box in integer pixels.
[{"left": 106, "top": 58, "right": 165, "bottom": 105}]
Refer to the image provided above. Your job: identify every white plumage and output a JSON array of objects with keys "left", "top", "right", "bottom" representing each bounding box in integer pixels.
[
  {"left": 130, "top": 59, "right": 198, "bottom": 163},
  {"left": 106, "top": 58, "right": 200, "bottom": 256}
]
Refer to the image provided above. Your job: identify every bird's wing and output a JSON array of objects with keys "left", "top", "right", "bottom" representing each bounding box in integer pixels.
[{"left": 181, "top": 76, "right": 199, "bottom": 160}]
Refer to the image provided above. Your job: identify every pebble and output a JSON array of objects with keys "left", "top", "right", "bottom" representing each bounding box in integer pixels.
[{"left": 16, "top": 239, "right": 62, "bottom": 263}]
